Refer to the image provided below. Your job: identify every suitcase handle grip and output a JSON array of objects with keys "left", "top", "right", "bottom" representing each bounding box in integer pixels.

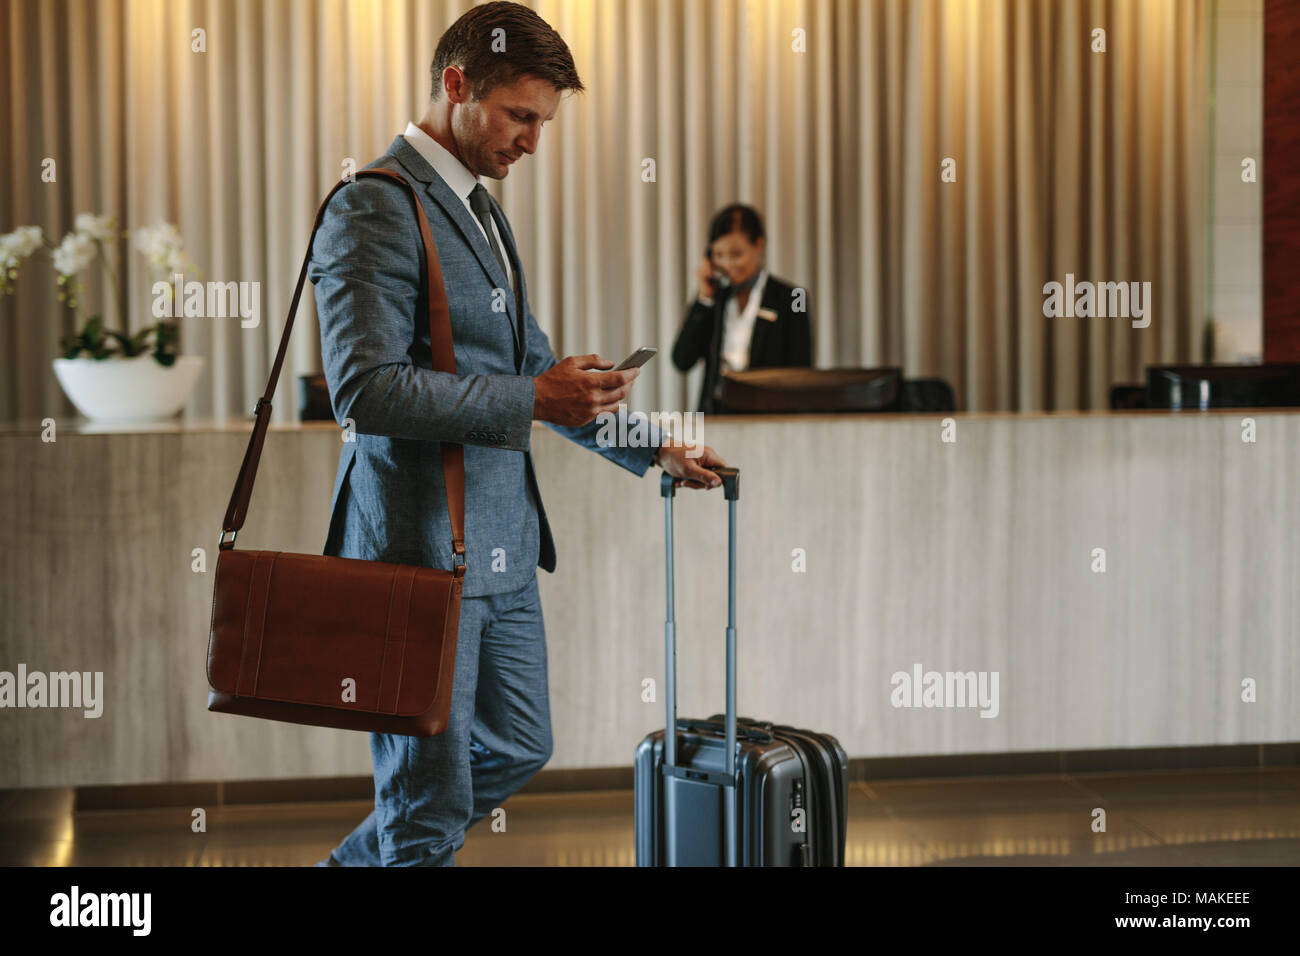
[
  {"left": 677, "top": 718, "right": 772, "bottom": 744},
  {"left": 660, "top": 466, "right": 739, "bottom": 500}
]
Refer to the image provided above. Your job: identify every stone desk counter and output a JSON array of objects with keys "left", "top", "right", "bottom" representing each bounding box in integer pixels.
[{"left": 1, "top": 409, "right": 1297, "bottom": 787}]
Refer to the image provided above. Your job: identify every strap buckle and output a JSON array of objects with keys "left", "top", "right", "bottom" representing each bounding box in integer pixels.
[
  {"left": 219, "top": 529, "right": 237, "bottom": 551},
  {"left": 452, "top": 540, "right": 466, "bottom": 577}
]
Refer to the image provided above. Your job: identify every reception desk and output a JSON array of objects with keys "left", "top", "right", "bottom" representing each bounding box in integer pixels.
[{"left": 1, "top": 410, "right": 1297, "bottom": 788}]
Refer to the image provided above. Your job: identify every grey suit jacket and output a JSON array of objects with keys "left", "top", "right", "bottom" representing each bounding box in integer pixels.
[{"left": 309, "top": 136, "right": 662, "bottom": 597}]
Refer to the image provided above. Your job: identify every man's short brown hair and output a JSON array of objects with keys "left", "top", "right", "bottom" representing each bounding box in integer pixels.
[{"left": 430, "top": 1, "right": 584, "bottom": 102}]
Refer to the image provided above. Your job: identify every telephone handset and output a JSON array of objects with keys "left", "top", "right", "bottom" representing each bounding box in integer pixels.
[{"left": 705, "top": 247, "right": 731, "bottom": 294}]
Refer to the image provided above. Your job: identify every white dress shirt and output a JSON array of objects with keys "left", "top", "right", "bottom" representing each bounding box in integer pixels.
[
  {"left": 403, "top": 121, "right": 516, "bottom": 295},
  {"left": 719, "top": 268, "right": 768, "bottom": 372}
]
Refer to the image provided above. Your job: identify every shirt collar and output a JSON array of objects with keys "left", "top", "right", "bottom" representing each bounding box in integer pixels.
[
  {"left": 727, "top": 268, "right": 769, "bottom": 318},
  {"left": 403, "top": 121, "right": 480, "bottom": 201}
]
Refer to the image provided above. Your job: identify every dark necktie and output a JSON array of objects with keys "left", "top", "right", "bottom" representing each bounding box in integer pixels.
[
  {"left": 468, "top": 183, "right": 522, "bottom": 367},
  {"left": 469, "top": 183, "right": 509, "bottom": 281}
]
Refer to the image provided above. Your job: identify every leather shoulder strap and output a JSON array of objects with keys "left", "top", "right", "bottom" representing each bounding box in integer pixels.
[{"left": 220, "top": 169, "right": 467, "bottom": 573}]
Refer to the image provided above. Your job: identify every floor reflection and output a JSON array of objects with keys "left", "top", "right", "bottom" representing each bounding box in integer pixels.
[{"left": 2, "top": 767, "right": 1297, "bottom": 866}]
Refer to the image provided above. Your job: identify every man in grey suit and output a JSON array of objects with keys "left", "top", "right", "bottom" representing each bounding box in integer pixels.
[{"left": 309, "top": 1, "right": 725, "bottom": 866}]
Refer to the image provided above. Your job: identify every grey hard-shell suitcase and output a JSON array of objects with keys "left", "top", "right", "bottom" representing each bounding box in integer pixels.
[{"left": 633, "top": 467, "right": 849, "bottom": 866}]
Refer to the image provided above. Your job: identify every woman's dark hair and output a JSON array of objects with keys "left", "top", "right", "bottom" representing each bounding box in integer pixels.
[
  {"left": 430, "top": 1, "right": 584, "bottom": 102},
  {"left": 707, "top": 204, "right": 765, "bottom": 247}
]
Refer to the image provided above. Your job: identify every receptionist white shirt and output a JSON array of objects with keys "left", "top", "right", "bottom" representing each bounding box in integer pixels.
[{"left": 719, "top": 268, "right": 769, "bottom": 373}]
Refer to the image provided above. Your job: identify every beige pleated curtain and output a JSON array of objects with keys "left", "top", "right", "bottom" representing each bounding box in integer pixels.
[{"left": 0, "top": 0, "right": 1207, "bottom": 419}]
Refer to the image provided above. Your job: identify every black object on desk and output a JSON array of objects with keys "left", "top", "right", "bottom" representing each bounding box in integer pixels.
[
  {"left": 717, "top": 367, "right": 903, "bottom": 413},
  {"left": 897, "top": 377, "right": 956, "bottom": 412},
  {"left": 716, "top": 367, "right": 956, "bottom": 413},
  {"left": 1110, "top": 384, "right": 1148, "bottom": 409},
  {"left": 1145, "top": 363, "right": 1300, "bottom": 410},
  {"left": 298, "top": 372, "right": 334, "bottom": 421}
]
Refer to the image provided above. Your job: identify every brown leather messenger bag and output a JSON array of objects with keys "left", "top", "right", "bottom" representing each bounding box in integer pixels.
[{"left": 207, "top": 168, "right": 464, "bottom": 737}]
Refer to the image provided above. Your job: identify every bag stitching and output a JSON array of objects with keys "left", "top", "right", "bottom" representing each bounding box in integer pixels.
[{"left": 251, "top": 552, "right": 281, "bottom": 695}]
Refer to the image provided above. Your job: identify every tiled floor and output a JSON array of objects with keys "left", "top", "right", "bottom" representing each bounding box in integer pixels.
[{"left": 2, "top": 767, "right": 1298, "bottom": 866}]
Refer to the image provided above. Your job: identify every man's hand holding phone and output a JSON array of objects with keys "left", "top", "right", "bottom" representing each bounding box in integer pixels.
[
  {"left": 532, "top": 347, "right": 725, "bottom": 490},
  {"left": 533, "top": 349, "right": 652, "bottom": 427}
]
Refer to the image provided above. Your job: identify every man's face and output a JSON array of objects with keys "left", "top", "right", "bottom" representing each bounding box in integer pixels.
[{"left": 451, "top": 73, "right": 561, "bottom": 180}]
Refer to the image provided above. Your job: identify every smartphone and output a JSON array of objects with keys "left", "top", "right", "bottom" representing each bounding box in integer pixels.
[
  {"left": 613, "top": 346, "right": 657, "bottom": 371},
  {"left": 705, "top": 246, "right": 731, "bottom": 293}
]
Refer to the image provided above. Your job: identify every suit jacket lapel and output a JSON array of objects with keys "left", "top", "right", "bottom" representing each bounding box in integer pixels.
[
  {"left": 487, "top": 202, "right": 526, "bottom": 369},
  {"left": 746, "top": 275, "right": 778, "bottom": 366},
  {"left": 385, "top": 137, "right": 521, "bottom": 354}
]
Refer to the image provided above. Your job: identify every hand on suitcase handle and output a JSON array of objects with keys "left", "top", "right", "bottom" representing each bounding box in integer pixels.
[
  {"left": 659, "top": 464, "right": 738, "bottom": 500},
  {"left": 654, "top": 442, "right": 729, "bottom": 490}
]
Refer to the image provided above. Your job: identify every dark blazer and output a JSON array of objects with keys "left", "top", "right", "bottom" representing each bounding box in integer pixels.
[{"left": 670, "top": 273, "right": 812, "bottom": 413}]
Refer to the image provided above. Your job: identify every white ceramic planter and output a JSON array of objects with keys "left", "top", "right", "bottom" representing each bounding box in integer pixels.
[{"left": 52, "top": 354, "right": 205, "bottom": 423}]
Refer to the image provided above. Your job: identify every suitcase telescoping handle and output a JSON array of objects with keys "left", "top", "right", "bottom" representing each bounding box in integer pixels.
[{"left": 660, "top": 465, "right": 740, "bottom": 866}]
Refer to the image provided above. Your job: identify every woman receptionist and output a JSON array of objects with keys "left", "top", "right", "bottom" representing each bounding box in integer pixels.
[{"left": 671, "top": 204, "right": 813, "bottom": 413}]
